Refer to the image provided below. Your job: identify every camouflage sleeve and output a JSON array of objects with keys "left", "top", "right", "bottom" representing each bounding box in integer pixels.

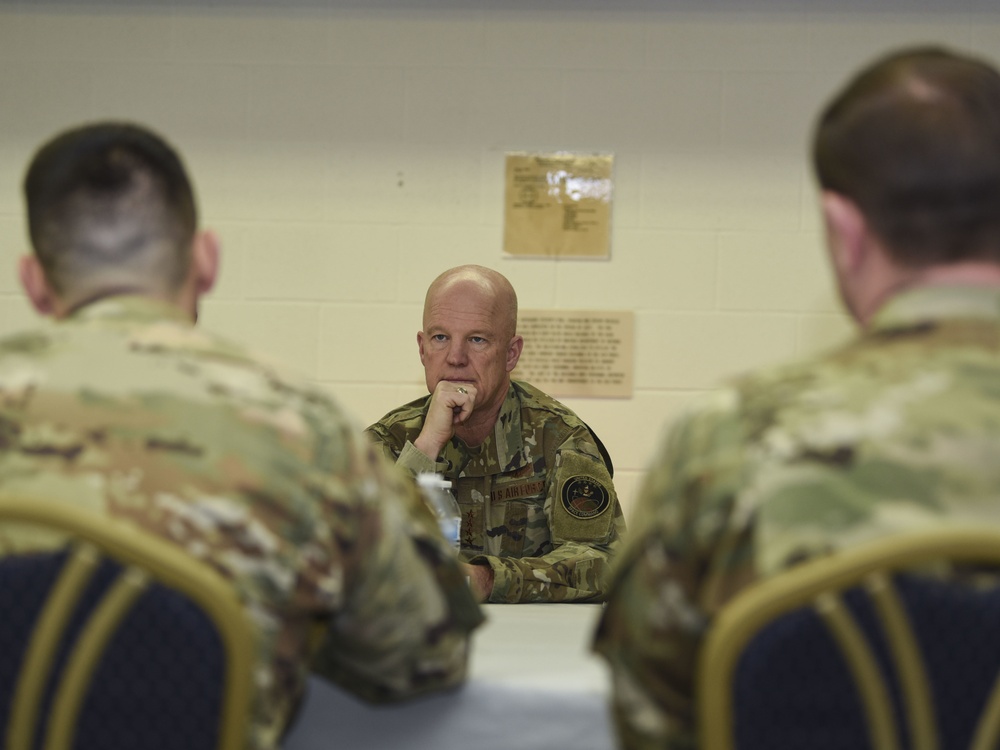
[
  {"left": 365, "top": 423, "right": 446, "bottom": 476},
  {"left": 592, "top": 391, "right": 752, "bottom": 748},
  {"left": 470, "top": 428, "right": 627, "bottom": 603},
  {"left": 364, "top": 421, "right": 403, "bottom": 463},
  {"left": 592, "top": 527, "right": 703, "bottom": 750},
  {"left": 309, "top": 430, "right": 484, "bottom": 702}
]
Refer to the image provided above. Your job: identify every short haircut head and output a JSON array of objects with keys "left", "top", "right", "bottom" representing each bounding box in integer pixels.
[
  {"left": 812, "top": 46, "right": 1000, "bottom": 267},
  {"left": 23, "top": 122, "right": 198, "bottom": 301}
]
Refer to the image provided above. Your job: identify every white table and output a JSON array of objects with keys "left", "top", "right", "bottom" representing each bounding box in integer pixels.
[{"left": 283, "top": 603, "right": 616, "bottom": 750}]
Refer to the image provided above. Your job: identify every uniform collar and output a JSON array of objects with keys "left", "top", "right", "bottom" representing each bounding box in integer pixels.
[
  {"left": 869, "top": 284, "right": 1000, "bottom": 332},
  {"left": 67, "top": 295, "right": 193, "bottom": 327}
]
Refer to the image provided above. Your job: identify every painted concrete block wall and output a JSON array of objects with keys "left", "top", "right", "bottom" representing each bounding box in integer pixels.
[{"left": 0, "top": 1, "right": 997, "bottom": 519}]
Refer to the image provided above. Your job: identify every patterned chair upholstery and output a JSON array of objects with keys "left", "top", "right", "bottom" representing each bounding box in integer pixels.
[
  {"left": 698, "top": 528, "right": 1000, "bottom": 750},
  {"left": 0, "top": 497, "right": 254, "bottom": 750}
]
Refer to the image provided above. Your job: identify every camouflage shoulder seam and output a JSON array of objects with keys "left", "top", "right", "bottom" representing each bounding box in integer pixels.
[{"left": 511, "top": 380, "right": 584, "bottom": 424}]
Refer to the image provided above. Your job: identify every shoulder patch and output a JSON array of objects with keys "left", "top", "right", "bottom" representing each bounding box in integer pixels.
[{"left": 561, "top": 475, "right": 611, "bottom": 520}]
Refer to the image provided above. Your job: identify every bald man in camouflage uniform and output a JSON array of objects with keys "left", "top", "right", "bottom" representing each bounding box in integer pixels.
[
  {"left": 367, "top": 265, "right": 625, "bottom": 603},
  {"left": 3, "top": 122, "right": 482, "bottom": 749},
  {"left": 594, "top": 46, "right": 1000, "bottom": 750}
]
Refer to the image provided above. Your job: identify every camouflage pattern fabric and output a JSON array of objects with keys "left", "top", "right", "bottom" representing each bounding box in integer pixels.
[
  {"left": 367, "top": 380, "right": 626, "bottom": 603},
  {"left": 0, "top": 296, "right": 483, "bottom": 750},
  {"left": 593, "top": 284, "right": 1000, "bottom": 750}
]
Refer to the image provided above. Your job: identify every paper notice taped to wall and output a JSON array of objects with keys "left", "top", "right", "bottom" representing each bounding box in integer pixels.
[
  {"left": 513, "top": 309, "right": 633, "bottom": 398},
  {"left": 503, "top": 152, "right": 613, "bottom": 258}
]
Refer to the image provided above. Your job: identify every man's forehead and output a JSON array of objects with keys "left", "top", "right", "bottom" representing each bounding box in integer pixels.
[
  {"left": 424, "top": 301, "right": 498, "bottom": 335},
  {"left": 424, "top": 280, "right": 502, "bottom": 327}
]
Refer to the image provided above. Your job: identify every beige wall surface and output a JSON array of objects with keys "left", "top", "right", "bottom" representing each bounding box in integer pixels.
[{"left": 1, "top": 0, "right": 996, "bottom": 518}]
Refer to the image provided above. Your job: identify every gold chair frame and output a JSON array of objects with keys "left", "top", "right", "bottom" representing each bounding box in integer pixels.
[
  {"left": 0, "top": 497, "right": 255, "bottom": 750},
  {"left": 698, "top": 528, "right": 1000, "bottom": 750}
]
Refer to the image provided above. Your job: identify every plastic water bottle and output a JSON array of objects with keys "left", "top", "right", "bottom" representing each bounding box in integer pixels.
[{"left": 416, "top": 472, "right": 462, "bottom": 554}]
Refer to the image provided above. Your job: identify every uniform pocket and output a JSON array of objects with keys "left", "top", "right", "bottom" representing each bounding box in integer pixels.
[{"left": 500, "top": 497, "right": 549, "bottom": 557}]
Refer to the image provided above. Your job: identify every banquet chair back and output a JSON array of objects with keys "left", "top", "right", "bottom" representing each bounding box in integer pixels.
[
  {"left": 698, "top": 528, "right": 1000, "bottom": 750},
  {"left": 0, "top": 497, "right": 254, "bottom": 750}
]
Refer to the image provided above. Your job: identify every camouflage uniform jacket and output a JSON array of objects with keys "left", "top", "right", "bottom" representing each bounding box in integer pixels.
[
  {"left": 594, "top": 284, "right": 1000, "bottom": 750},
  {"left": 366, "top": 380, "right": 626, "bottom": 603},
  {"left": 0, "top": 296, "right": 483, "bottom": 750}
]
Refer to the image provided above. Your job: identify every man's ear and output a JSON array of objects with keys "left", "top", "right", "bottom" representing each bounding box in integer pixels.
[
  {"left": 18, "top": 256, "right": 57, "bottom": 317},
  {"left": 821, "top": 191, "right": 869, "bottom": 279},
  {"left": 191, "top": 229, "right": 220, "bottom": 296},
  {"left": 417, "top": 330, "right": 427, "bottom": 366},
  {"left": 505, "top": 334, "right": 524, "bottom": 373}
]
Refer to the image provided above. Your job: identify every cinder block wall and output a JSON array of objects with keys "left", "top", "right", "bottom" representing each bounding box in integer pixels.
[{"left": 0, "top": 1, "right": 994, "bottom": 519}]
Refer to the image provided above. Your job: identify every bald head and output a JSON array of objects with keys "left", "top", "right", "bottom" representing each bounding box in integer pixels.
[
  {"left": 418, "top": 265, "right": 524, "bottom": 435},
  {"left": 423, "top": 265, "right": 518, "bottom": 340}
]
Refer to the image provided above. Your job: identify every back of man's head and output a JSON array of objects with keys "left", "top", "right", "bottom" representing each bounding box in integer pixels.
[
  {"left": 24, "top": 122, "right": 198, "bottom": 306},
  {"left": 813, "top": 46, "right": 1000, "bottom": 268}
]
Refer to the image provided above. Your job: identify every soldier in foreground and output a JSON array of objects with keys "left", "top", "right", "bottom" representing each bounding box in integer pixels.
[
  {"left": 1, "top": 121, "right": 482, "bottom": 749},
  {"left": 594, "top": 46, "right": 1000, "bottom": 749},
  {"left": 367, "top": 265, "right": 626, "bottom": 603}
]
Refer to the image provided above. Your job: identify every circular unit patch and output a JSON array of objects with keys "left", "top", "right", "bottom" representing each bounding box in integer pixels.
[{"left": 561, "top": 476, "right": 611, "bottom": 520}]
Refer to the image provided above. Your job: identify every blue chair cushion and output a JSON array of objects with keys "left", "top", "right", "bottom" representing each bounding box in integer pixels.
[{"left": 0, "top": 550, "right": 227, "bottom": 750}]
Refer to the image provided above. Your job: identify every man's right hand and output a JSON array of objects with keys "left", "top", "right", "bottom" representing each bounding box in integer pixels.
[{"left": 413, "top": 381, "right": 477, "bottom": 460}]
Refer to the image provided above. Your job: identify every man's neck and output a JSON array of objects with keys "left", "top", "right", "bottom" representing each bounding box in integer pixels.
[
  {"left": 453, "top": 384, "right": 509, "bottom": 448},
  {"left": 857, "top": 260, "right": 1000, "bottom": 328},
  {"left": 915, "top": 261, "right": 1000, "bottom": 288}
]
